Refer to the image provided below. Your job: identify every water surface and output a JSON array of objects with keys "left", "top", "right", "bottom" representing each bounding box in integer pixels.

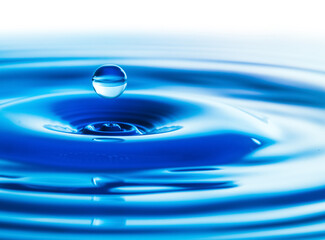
[{"left": 0, "top": 35, "right": 324, "bottom": 239}]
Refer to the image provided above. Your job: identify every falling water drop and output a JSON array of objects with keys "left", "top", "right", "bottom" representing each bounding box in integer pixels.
[{"left": 92, "top": 65, "right": 127, "bottom": 98}]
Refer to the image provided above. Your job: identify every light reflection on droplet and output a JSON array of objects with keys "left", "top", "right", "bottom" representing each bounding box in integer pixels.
[{"left": 92, "top": 65, "right": 127, "bottom": 99}]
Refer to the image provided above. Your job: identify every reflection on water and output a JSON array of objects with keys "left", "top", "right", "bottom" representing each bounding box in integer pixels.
[{"left": 0, "top": 35, "right": 324, "bottom": 239}]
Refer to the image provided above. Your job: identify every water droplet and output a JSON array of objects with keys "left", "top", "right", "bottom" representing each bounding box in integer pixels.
[{"left": 92, "top": 65, "right": 127, "bottom": 98}]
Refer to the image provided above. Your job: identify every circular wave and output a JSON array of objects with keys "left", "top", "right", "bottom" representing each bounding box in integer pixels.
[
  {"left": 0, "top": 47, "right": 324, "bottom": 240},
  {"left": 0, "top": 91, "right": 268, "bottom": 169}
]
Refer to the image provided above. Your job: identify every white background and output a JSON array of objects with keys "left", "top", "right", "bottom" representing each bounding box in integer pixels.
[{"left": 0, "top": 0, "right": 324, "bottom": 37}]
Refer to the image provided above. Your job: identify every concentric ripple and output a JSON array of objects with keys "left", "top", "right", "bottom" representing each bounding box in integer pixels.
[
  {"left": 0, "top": 91, "right": 268, "bottom": 169},
  {"left": 0, "top": 37, "right": 324, "bottom": 240}
]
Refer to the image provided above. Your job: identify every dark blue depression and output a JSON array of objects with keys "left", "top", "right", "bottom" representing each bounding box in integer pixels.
[{"left": 0, "top": 93, "right": 266, "bottom": 170}]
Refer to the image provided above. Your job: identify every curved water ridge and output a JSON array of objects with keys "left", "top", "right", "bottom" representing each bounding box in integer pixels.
[
  {"left": 0, "top": 48, "right": 324, "bottom": 239},
  {"left": 0, "top": 90, "right": 270, "bottom": 169}
]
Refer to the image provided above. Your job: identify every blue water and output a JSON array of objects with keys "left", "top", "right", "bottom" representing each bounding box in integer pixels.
[{"left": 0, "top": 35, "right": 324, "bottom": 239}]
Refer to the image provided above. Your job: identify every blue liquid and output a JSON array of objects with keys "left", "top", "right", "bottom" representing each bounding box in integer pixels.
[
  {"left": 83, "top": 121, "right": 143, "bottom": 136},
  {"left": 0, "top": 36, "right": 324, "bottom": 239},
  {"left": 92, "top": 65, "right": 127, "bottom": 98}
]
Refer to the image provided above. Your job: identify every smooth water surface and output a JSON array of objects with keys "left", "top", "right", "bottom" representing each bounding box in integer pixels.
[{"left": 0, "top": 35, "right": 324, "bottom": 240}]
